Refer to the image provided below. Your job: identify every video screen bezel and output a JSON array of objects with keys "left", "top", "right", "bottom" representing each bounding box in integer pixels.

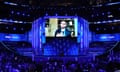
[{"left": 44, "top": 16, "right": 78, "bottom": 37}]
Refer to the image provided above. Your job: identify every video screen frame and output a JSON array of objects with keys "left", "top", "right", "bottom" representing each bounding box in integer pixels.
[{"left": 44, "top": 16, "right": 78, "bottom": 37}]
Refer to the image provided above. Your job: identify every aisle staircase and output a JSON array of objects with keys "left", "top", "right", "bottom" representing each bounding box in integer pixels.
[{"left": 0, "top": 41, "right": 33, "bottom": 56}]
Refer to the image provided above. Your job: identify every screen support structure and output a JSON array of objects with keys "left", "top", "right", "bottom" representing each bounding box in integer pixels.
[
  {"left": 31, "top": 16, "right": 89, "bottom": 56},
  {"left": 77, "top": 17, "right": 89, "bottom": 55},
  {"left": 31, "top": 18, "right": 45, "bottom": 55}
]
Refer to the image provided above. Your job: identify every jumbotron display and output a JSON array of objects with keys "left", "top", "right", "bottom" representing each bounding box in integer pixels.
[{"left": 45, "top": 18, "right": 78, "bottom": 37}]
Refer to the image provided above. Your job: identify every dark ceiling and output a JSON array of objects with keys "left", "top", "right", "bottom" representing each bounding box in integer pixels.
[
  {"left": 0, "top": 0, "right": 120, "bottom": 23},
  {"left": 0, "top": 0, "right": 118, "bottom": 7}
]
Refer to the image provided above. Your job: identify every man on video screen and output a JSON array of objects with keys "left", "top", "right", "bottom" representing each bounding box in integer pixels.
[{"left": 55, "top": 21, "right": 71, "bottom": 37}]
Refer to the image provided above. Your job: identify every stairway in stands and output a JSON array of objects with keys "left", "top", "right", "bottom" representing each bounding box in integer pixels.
[
  {"left": 1, "top": 41, "right": 33, "bottom": 57},
  {"left": 88, "top": 41, "right": 118, "bottom": 56}
]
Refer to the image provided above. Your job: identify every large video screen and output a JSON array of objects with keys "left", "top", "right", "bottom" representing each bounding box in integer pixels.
[{"left": 45, "top": 18, "right": 78, "bottom": 37}]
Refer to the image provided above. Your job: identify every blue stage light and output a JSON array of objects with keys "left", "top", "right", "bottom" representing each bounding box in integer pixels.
[
  {"left": 13, "top": 27, "right": 16, "bottom": 30},
  {"left": 108, "top": 20, "right": 112, "bottom": 23},
  {"left": 112, "top": 27, "right": 114, "bottom": 30},
  {"left": 113, "top": 19, "right": 117, "bottom": 22},
  {"left": 17, "top": 12, "right": 20, "bottom": 15},
  {"left": 9, "top": 19, "right": 13, "bottom": 22},
  {"left": 100, "top": 35, "right": 115, "bottom": 41},
  {"left": 97, "top": 21, "right": 101, "bottom": 24},
  {"left": 27, "top": 14, "right": 30, "bottom": 17},
  {"left": 12, "top": 36, "right": 19, "bottom": 39},
  {"left": 96, "top": 14, "right": 99, "bottom": 16},
  {"left": 100, "top": 36, "right": 107, "bottom": 39},
  {"left": 45, "top": 13, "right": 48, "bottom": 16},
  {"left": 18, "top": 21, "right": 23, "bottom": 23},
  {"left": 14, "top": 20, "right": 18, "bottom": 23},
  {"left": 5, "top": 34, "right": 20, "bottom": 41},
  {"left": 106, "top": 2, "right": 120, "bottom": 6},
  {"left": 10, "top": 34, "right": 20, "bottom": 41},
  {"left": 2, "top": 19, "right": 7, "bottom": 22},
  {"left": 91, "top": 15, "right": 94, "bottom": 17},
  {"left": 11, "top": 11, "right": 14, "bottom": 14},
  {"left": 4, "top": 2, "right": 17, "bottom": 6},
  {"left": 102, "top": 21, "right": 107, "bottom": 23},
  {"left": 113, "top": 19, "right": 120, "bottom": 22},
  {"left": 55, "top": 13, "right": 58, "bottom": 16},
  {"left": 102, "top": 13, "right": 105, "bottom": 15},
  {"left": 22, "top": 13, "right": 25, "bottom": 16},
  {"left": 96, "top": 28, "right": 99, "bottom": 31},
  {"left": 107, "top": 11, "right": 111, "bottom": 14}
]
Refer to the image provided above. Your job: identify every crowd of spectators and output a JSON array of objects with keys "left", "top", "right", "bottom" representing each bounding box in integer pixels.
[{"left": 0, "top": 43, "right": 120, "bottom": 72}]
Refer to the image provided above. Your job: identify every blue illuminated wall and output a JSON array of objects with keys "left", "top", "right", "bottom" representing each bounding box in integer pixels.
[
  {"left": 92, "top": 33, "right": 120, "bottom": 41},
  {"left": 0, "top": 33, "right": 28, "bottom": 41}
]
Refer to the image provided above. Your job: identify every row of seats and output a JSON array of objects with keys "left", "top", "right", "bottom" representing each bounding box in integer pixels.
[{"left": 44, "top": 38, "right": 78, "bottom": 56}]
